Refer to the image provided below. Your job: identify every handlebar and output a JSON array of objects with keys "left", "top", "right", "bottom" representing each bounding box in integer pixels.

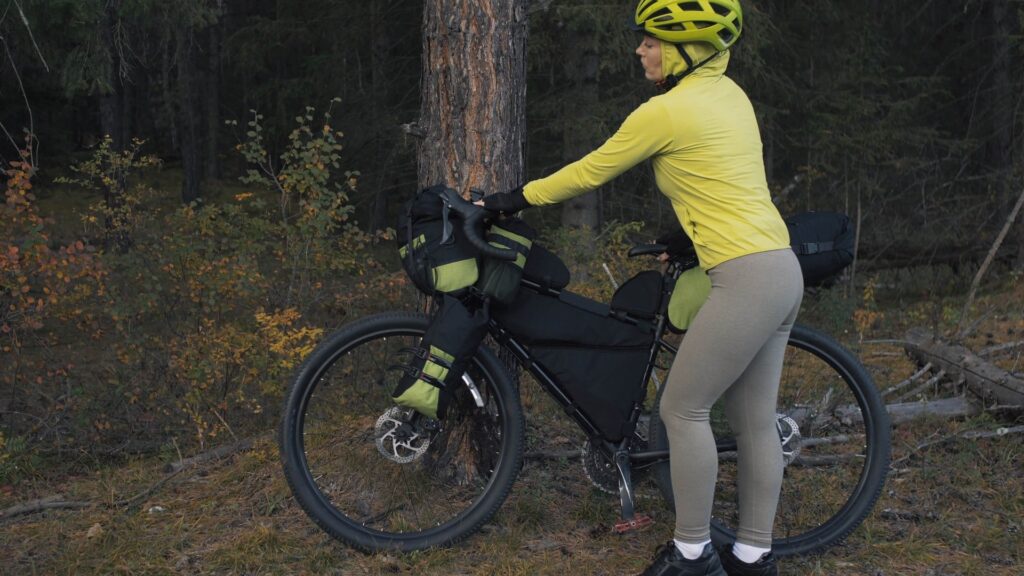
[{"left": 438, "top": 188, "right": 518, "bottom": 261}]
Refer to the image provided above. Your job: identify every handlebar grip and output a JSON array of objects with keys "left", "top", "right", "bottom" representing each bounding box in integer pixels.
[{"left": 439, "top": 188, "right": 518, "bottom": 261}]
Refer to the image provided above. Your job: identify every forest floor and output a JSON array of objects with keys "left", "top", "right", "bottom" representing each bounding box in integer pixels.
[{"left": 1, "top": 260, "right": 1022, "bottom": 575}]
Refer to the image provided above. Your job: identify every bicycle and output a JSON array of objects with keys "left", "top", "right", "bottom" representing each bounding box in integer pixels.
[{"left": 279, "top": 189, "right": 891, "bottom": 556}]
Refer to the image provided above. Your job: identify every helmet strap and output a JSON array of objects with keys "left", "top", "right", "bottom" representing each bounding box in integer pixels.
[{"left": 657, "top": 46, "right": 722, "bottom": 91}]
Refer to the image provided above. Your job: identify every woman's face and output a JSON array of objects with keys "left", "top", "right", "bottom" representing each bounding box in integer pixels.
[{"left": 636, "top": 35, "right": 663, "bottom": 82}]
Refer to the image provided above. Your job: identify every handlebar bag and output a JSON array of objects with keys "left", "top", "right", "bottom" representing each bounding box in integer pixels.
[
  {"left": 786, "top": 211, "right": 854, "bottom": 287},
  {"left": 392, "top": 295, "right": 489, "bottom": 419},
  {"left": 397, "top": 185, "right": 481, "bottom": 295},
  {"left": 475, "top": 217, "right": 535, "bottom": 304},
  {"left": 493, "top": 288, "right": 654, "bottom": 441}
]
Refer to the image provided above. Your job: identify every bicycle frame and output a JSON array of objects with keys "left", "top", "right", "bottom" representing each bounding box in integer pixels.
[{"left": 483, "top": 253, "right": 730, "bottom": 527}]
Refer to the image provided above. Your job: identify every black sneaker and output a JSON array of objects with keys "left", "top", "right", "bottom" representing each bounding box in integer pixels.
[
  {"left": 640, "top": 541, "right": 726, "bottom": 576},
  {"left": 718, "top": 544, "right": 778, "bottom": 576}
]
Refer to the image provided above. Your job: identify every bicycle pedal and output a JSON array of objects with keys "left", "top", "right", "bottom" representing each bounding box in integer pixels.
[{"left": 613, "top": 514, "right": 653, "bottom": 534}]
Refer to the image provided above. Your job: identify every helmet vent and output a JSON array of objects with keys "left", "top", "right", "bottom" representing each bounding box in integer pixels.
[
  {"left": 652, "top": 7, "right": 673, "bottom": 21},
  {"left": 711, "top": 3, "right": 731, "bottom": 17},
  {"left": 679, "top": 2, "right": 702, "bottom": 10}
]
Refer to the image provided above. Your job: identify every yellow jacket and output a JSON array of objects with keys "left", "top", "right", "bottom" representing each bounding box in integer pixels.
[{"left": 523, "top": 42, "right": 790, "bottom": 270}]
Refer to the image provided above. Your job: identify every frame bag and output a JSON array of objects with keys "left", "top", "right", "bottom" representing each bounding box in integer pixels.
[{"left": 493, "top": 288, "right": 654, "bottom": 441}]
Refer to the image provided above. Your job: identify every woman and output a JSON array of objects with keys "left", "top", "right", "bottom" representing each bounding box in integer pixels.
[{"left": 482, "top": 2, "right": 800, "bottom": 575}]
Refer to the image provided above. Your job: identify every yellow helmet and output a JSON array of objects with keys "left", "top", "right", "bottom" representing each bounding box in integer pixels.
[{"left": 633, "top": 0, "right": 743, "bottom": 52}]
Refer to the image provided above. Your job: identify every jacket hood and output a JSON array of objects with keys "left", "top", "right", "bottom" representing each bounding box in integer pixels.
[{"left": 659, "top": 40, "right": 729, "bottom": 83}]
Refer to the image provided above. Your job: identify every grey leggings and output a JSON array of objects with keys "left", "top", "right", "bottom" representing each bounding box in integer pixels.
[{"left": 659, "top": 248, "right": 803, "bottom": 547}]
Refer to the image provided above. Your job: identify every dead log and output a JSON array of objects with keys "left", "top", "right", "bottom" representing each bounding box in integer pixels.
[
  {"left": 904, "top": 328, "right": 1024, "bottom": 406},
  {"left": 884, "top": 396, "right": 980, "bottom": 425},
  {"left": 0, "top": 495, "right": 92, "bottom": 519},
  {"left": 831, "top": 396, "right": 980, "bottom": 426},
  {"left": 164, "top": 436, "right": 257, "bottom": 473}
]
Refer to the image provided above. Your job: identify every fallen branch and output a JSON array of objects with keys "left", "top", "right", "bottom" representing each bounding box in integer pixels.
[
  {"left": 885, "top": 396, "right": 979, "bottom": 425},
  {"left": 882, "top": 362, "right": 933, "bottom": 398},
  {"left": 894, "top": 369, "right": 946, "bottom": 403},
  {"left": 1, "top": 436, "right": 261, "bottom": 522},
  {"left": 979, "top": 341, "right": 1024, "bottom": 358},
  {"left": 165, "top": 436, "right": 257, "bottom": 473},
  {"left": 957, "top": 183, "right": 1024, "bottom": 336},
  {"left": 0, "top": 495, "right": 92, "bottom": 519},
  {"left": 893, "top": 425, "right": 1024, "bottom": 466},
  {"left": 905, "top": 328, "right": 1024, "bottom": 406},
  {"left": 113, "top": 467, "right": 186, "bottom": 509}
]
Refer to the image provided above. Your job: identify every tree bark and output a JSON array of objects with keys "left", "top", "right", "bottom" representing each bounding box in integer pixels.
[{"left": 417, "top": 0, "right": 528, "bottom": 196}]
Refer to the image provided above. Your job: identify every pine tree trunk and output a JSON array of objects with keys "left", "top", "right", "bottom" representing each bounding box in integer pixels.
[
  {"left": 177, "top": 25, "right": 202, "bottom": 204},
  {"left": 560, "top": 27, "right": 600, "bottom": 230},
  {"left": 369, "top": 0, "right": 391, "bottom": 232},
  {"left": 99, "top": 3, "right": 123, "bottom": 151},
  {"left": 204, "top": 9, "right": 223, "bottom": 182},
  {"left": 987, "top": 0, "right": 1014, "bottom": 175},
  {"left": 417, "top": 0, "right": 528, "bottom": 196}
]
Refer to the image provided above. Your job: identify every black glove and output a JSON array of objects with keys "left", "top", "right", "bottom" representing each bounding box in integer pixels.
[
  {"left": 481, "top": 188, "right": 530, "bottom": 214},
  {"left": 656, "top": 227, "right": 695, "bottom": 256}
]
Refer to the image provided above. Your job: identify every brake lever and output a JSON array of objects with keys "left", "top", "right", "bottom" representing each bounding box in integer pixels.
[{"left": 440, "top": 202, "right": 454, "bottom": 245}]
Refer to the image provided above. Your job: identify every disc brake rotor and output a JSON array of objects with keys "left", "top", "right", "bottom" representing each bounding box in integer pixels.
[
  {"left": 375, "top": 407, "right": 431, "bottom": 464},
  {"left": 777, "top": 413, "right": 802, "bottom": 466}
]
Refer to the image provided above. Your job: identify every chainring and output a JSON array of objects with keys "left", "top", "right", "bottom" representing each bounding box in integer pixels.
[{"left": 581, "top": 418, "right": 654, "bottom": 497}]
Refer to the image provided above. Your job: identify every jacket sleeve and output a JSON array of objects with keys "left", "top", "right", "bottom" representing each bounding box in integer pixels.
[{"left": 522, "top": 100, "right": 673, "bottom": 206}]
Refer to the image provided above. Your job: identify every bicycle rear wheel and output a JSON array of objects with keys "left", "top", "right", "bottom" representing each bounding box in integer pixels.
[
  {"left": 649, "top": 323, "right": 890, "bottom": 556},
  {"left": 279, "top": 312, "right": 525, "bottom": 552}
]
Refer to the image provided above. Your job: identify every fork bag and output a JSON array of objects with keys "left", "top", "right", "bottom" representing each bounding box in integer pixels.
[{"left": 392, "top": 296, "right": 489, "bottom": 419}]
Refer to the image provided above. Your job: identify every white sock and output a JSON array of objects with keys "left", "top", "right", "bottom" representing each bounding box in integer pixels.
[
  {"left": 732, "top": 542, "right": 771, "bottom": 564},
  {"left": 674, "top": 539, "right": 711, "bottom": 560}
]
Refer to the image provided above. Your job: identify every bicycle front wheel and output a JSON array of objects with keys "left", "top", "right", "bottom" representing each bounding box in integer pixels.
[
  {"left": 649, "top": 323, "right": 890, "bottom": 556},
  {"left": 279, "top": 311, "right": 525, "bottom": 552}
]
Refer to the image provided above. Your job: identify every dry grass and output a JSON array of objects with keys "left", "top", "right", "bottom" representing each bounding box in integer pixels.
[{"left": 2, "top": 276, "right": 1022, "bottom": 575}]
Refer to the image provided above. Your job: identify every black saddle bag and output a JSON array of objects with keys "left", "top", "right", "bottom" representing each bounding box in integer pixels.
[{"left": 786, "top": 211, "right": 855, "bottom": 286}]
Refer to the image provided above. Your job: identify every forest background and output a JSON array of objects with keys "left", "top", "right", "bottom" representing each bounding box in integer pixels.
[{"left": 1, "top": 1, "right": 1023, "bottom": 574}]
